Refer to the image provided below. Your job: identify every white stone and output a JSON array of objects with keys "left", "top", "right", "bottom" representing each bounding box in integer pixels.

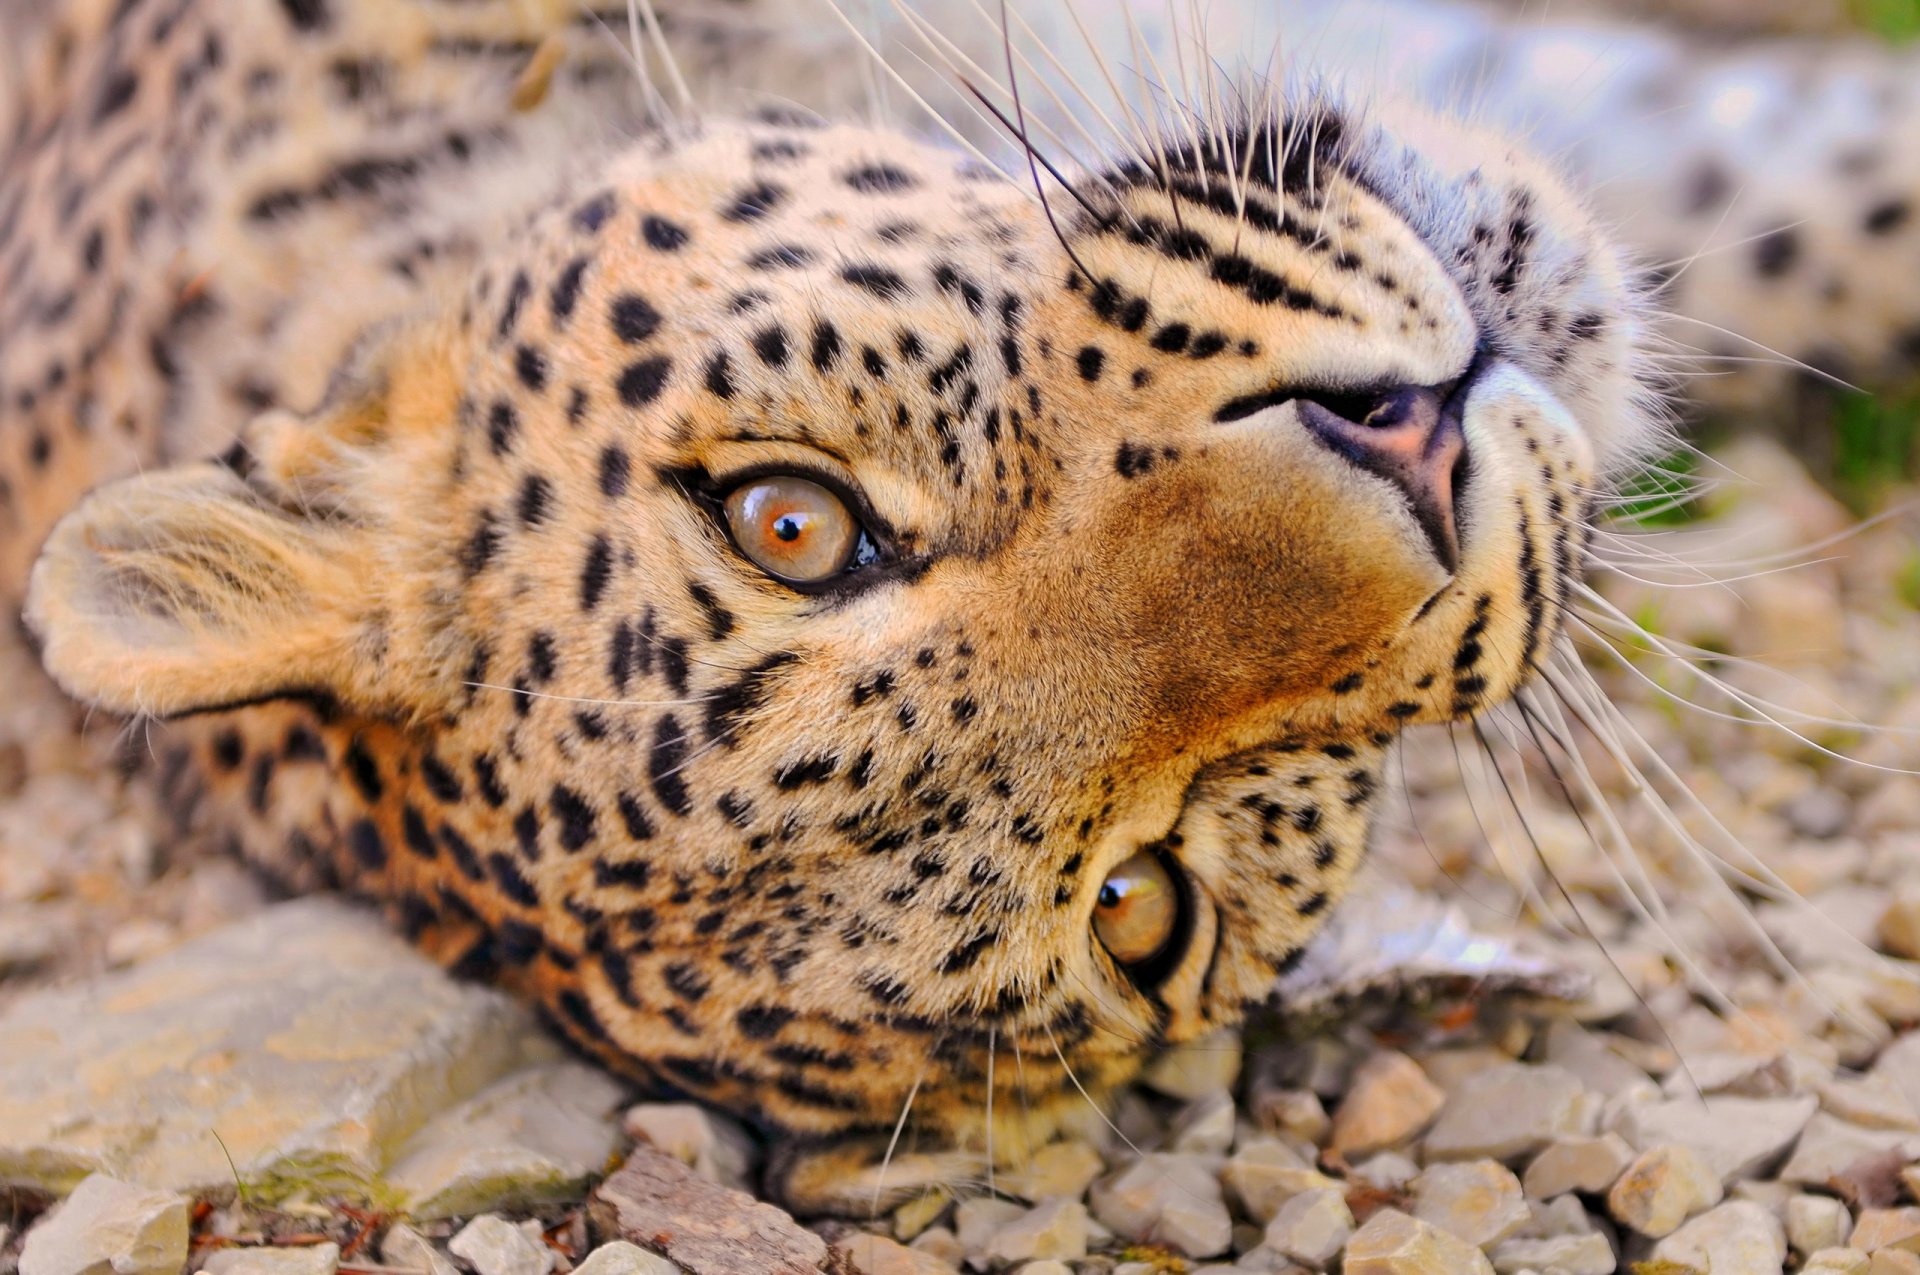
[
  {"left": 1091, "top": 1154, "right": 1232, "bottom": 1257},
  {"left": 1014, "top": 1264, "right": 1070, "bottom": 1275},
  {"left": 1343, "top": 1209, "right": 1494, "bottom": 1275},
  {"left": 1349, "top": 1153, "right": 1419, "bottom": 1192},
  {"left": 448, "top": 1216, "right": 555, "bottom": 1275},
  {"left": 568, "top": 1244, "right": 681, "bottom": 1275},
  {"left": 1170, "top": 1092, "right": 1238, "bottom": 1156},
  {"left": 1611, "top": 1093, "right": 1817, "bottom": 1182},
  {"left": 1140, "top": 1031, "right": 1243, "bottom": 1101},
  {"left": 1262, "top": 1188, "right": 1353, "bottom": 1267},
  {"left": 982, "top": 1199, "right": 1088, "bottom": 1266},
  {"left": 1780, "top": 1114, "right": 1920, "bottom": 1186},
  {"left": 953, "top": 1197, "right": 1024, "bottom": 1259},
  {"left": 1805, "top": 1249, "right": 1872, "bottom": 1275},
  {"left": 379, "top": 1225, "right": 460, "bottom": 1275},
  {"left": 19, "top": 1174, "right": 189, "bottom": 1275},
  {"left": 1605, "top": 1143, "right": 1724, "bottom": 1239},
  {"left": 201, "top": 1246, "right": 338, "bottom": 1275},
  {"left": 1424, "top": 1065, "right": 1594, "bottom": 1164},
  {"left": 1522, "top": 1134, "right": 1632, "bottom": 1200},
  {"left": 1329, "top": 1052, "right": 1445, "bottom": 1158},
  {"left": 1486, "top": 1232, "right": 1615, "bottom": 1275},
  {"left": 619, "top": 1104, "right": 755, "bottom": 1192},
  {"left": 1790, "top": 1195, "right": 1856, "bottom": 1256},
  {"left": 1410, "top": 1161, "right": 1529, "bottom": 1248},
  {"left": 1221, "top": 1140, "right": 1336, "bottom": 1223},
  {"left": 1650, "top": 1200, "right": 1788, "bottom": 1275}
]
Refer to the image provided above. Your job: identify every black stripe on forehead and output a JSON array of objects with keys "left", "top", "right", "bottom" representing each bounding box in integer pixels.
[{"left": 1090, "top": 102, "right": 1361, "bottom": 205}]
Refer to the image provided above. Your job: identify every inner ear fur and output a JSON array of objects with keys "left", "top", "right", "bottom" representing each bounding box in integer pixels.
[{"left": 25, "top": 333, "right": 463, "bottom": 721}]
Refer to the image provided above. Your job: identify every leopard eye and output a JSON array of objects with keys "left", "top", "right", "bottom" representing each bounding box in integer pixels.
[
  {"left": 723, "top": 475, "right": 865, "bottom": 583},
  {"left": 1093, "top": 851, "right": 1179, "bottom": 967}
]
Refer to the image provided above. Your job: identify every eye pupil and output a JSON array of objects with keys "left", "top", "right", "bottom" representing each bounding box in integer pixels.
[
  {"left": 1098, "top": 883, "right": 1122, "bottom": 910},
  {"left": 773, "top": 515, "right": 803, "bottom": 543}
]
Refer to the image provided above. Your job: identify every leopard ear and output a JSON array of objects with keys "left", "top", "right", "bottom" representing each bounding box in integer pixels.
[
  {"left": 24, "top": 331, "right": 463, "bottom": 722},
  {"left": 23, "top": 455, "right": 394, "bottom": 719}
]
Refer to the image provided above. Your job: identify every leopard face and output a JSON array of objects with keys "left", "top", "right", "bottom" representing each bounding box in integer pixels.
[{"left": 26, "top": 94, "right": 1656, "bottom": 1204}]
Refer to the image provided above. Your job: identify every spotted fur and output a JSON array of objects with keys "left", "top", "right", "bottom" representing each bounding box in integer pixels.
[{"left": 2, "top": 0, "right": 1911, "bottom": 1214}]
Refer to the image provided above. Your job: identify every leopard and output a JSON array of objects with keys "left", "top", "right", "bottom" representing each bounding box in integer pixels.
[{"left": 2, "top": 0, "right": 1916, "bottom": 1216}]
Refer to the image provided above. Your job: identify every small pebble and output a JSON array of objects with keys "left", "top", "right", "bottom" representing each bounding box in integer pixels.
[
  {"left": 981, "top": 1199, "right": 1088, "bottom": 1267},
  {"left": 1650, "top": 1200, "right": 1788, "bottom": 1275},
  {"left": 1409, "top": 1160, "right": 1529, "bottom": 1248},
  {"left": 1606, "top": 1143, "right": 1724, "bottom": 1238},
  {"left": 1343, "top": 1208, "right": 1494, "bottom": 1275},
  {"left": 1780, "top": 1114, "right": 1920, "bottom": 1187},
  {"left": 1805, "top": 1249, "right": 1872, "bottom": 1275},
  {"left": 1852, "top": 1207, "right": 1920, "bottom": 1254},
  {"left": 1612, "top": 1093, "right": 1817, "bottom": 1181},
  {"left": 18, "top": 1174, "right": 190, "bottom": 1275},
  {"left": 1169, "top": 1091, "right": 1237, "bottom": 1155},
  {"left": 1013, "top": 1263, "right": 1071, "bottom": 1275},
  {"left": 1221, "top": 1139, "right": 1337, "bottom": 1223},
  {"left": 1329, "top": 1051, "right": 1444, "bottom": 1158},
  {"left": 621, "top": 1103, "right": 755, "bottom": 1190},
  {"left": 1139, "top": 1030, "right": 1242, "bottom": 1100},
  {"left": 1522, "top": 1133, "right": 1632, "bottom": 1199},
  {"left": 1790, "top": 1195, "right": 1857, "bottom": 1256},
  {"left": 953, "top": 1197, "right": 1023, "bottom": 1258},
  {"left": 833, "top": 1232, "right": 955, "bottom": 1275},
  {"left": 1251, "top": 1087, "right": 1330, "bottom": 1145},
  {"left": 1486, "top": 1232, "right": 1614, "bottom": 1275},
  {"left": 1424, "top": 1064, "right": 1594, "bottom": 1164},
  {"left": 1262, "top": 1187, "right": 1353, "bottom": 1267},
  {"left": 1001, "top": 1141, "right": 1104, "bottom": 1203},
  {"left": 448, "top": 1215, "right": 556, "bottom": 1275},
  {"left": 1091, "top": 1154, "right": 1235, "bottom": 1256},
  {"left": 381, "top": 1224, "right": 462, "bottom": 1275},
  {"left": 568, "top": 1243, "right": 682, "bottom": 1275}
]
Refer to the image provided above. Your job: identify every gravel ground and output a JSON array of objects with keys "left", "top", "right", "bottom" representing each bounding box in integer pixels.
[{"left": 1, "top": 435, "right": 1918, "bottom": 1275}]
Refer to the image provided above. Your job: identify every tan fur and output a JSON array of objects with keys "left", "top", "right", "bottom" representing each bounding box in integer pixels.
[{"left": 9, "top": 0, "right": 1634, "bottom": 1213}]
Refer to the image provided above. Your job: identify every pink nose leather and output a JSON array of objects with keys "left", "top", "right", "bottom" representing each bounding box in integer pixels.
[{"left": 1298, "top": 385, "right": 1466, "bottom": 571}]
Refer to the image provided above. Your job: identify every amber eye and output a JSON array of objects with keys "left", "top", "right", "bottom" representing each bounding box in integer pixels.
[
  {"left": 1093, "top": 851, "right": 1180, "bottom": 967},
  {"left": 722, "top": 475, "right": 865, "bottom": 583}
]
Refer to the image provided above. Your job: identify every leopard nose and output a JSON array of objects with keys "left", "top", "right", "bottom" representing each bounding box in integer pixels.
[{"left": 1298, "top": 384, "right": 1466, "bottom": 572}]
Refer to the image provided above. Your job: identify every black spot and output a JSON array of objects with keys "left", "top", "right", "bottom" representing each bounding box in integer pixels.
[
  {"left": 641, "top": 215, "right": 689, "bottom": 251},
  {"left": 517, "top": 474, "right": 552, "bottom": 527},
  {"left": 664, "top": 962, "right": 708, "bottom": 1001},
  {"left": 705, "top": 652, "right": 798, "bottom": 745},
  {"left": 616, "top": 356, "right": 672, "bottom": 407},
  {"left": 1076, "top": 346, "right": 1105, "bottom": 381},
  {"left": 343, "top": 738, "right": 384, "bottom": 802},
  {"left": 570, "top": 191, "right": 616, "bottom": 232},
  {"left": 1149, "top": 324, "right": 1190, "bottom": 353},
  {"left": 347, "top": 818, "right": 386, "bottom": 869},
  {"left": 277, "top": 0, "right": 329, "bottom": 30},
  {"left": 723, "top": 182, "right": 784, "bottom": 222},
  {"left": 753, "top": 326, "right": 789, "bottom": 367},
  {"left": 497, "top": 271, "right": 531, "bottom": 341},
  {"left": 1753, "top": 227, "right": 1799, "bottom": 278},
  {"left": 746, "top": 244, "right": 812, "bottom": 270},
  {"left": 704, "top": 352, "right": 735, "bottom": 400},
  {"left": 211, "top": 729, "right": 244, "bottom": 771},
  {"left": 840, "top": 264, "right": 909, "bottom": 300},
  {"left": 774, "top": 755, "right": 837, "bottom": 789},
  {"left": 599, "top": 446, "right": 630, "bottom": 498},
  {"left": 595, "top": 855, "right": 651, "bottom": 889},
  {"left": 487, "top": 400, "right": 518, "bottom": 455},
  {"left": 580, "top": 535, "right": 613, "bottom": 610},
  {"left": 488, "top": 852, "right": 540, "bottom": 906},
  {"left": 1114, "top": 442, "right": 1155, "bottom": 478},
  {"left": 514, "top": 345, "right": 547, "bottom": 393},
  {"left": 688, "top": 582, "right": 735, "bottom": 641},
  {"left": 1331, "top": 672, "right": 1363, "bottom": 694},
  {"left": 552, "top": 785, "right": 596, "bottom": 851},
  {"left": 610, "top": 294, "right": 663, "bottom": 343},
  {"left": 735, "top": 1005, "right": 793, "bottom": 1039},
  {"left": 649, "top": 716, "right": 694, "bottom": 816},
  {"left": 550, "top": 255, "right": 589, "bottom": 324},
  {"left": 93, "top": 66, "right": 140, "bottom": 123},
  {"left": 461, "top": 512, "right": 501, "bottom": 576},
  {"left": 473, "top": 754, "right": 508, "bottom": 807},
  {"left": 811, "top": 321, "right": 843, "bottom": 371},
  {"left": 845, "top": 164, "right": 916, "bottom": 193},
  {"left": 1865, "top": 199, "right": 1911, "bottom": 236},
  {"left": 940, "top": 928, "right": 997, "bottom": 974}
]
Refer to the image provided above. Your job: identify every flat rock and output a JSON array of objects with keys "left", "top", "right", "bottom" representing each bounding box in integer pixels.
[
  {"left": 1423, "top": 1065, "right": 1593, "bottom": 1164},
  {"left": 1651, "top": 1200, "right": 1788, "bottom": 1274},
  {"left": 388, "top": 1062, "right": 628, "bottom": 1219},
  {"left": 1612, "top": 1093, "right": 1818, "bottom": 1182},
  {"left": 0, "top": 899, "right": 565, "bottom": 1203},
  {"left": 1409, "top": 1161, "right": 1529, "bottom": 1248},
  {"left": 19, "top": 1175, "right": 189, "bottom": 1275},
  {"left": 1790, "top": 1195, "right": 1856, "bottom": 1255},
  {"left": 1852, "top": 1207, "right": 1920, "bottom": 1254},
  {"left": 620, "top": 1105, "right": 755, "bottom": 1193},
  {"left": 981, "top": 1199, "right": 1087, "bottom": 1266},
  {"left": 380, "top": 1224, "right": 460, "bottom": 1275},
  {"left": 1343, "top": 1208, "right": 1494, "bottom": 1275},
  {"left": 999, "top": 1141, "right": 1103, "bottom": 1203},
  {"left": 1138, "top": 1030, "right": 1242, "bottom": 1101},
  {"left": 589, "top": 1146, "right": 830, "bottom": 1275},
  {"left": 1221, "top": 1139, "right": 1337, "bottom": 1223},
  {"left": 832, "top": 1233, "right": 954, "bottom": 1275}
]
